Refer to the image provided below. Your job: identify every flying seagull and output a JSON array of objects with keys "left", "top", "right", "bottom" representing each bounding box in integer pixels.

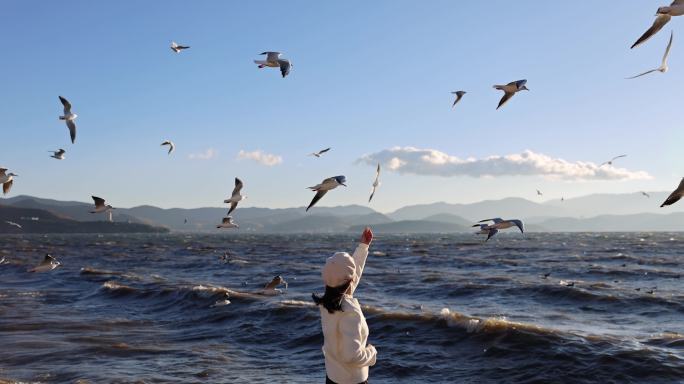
[
  {"left": 254, "top": 52, "right": 292, "bottom": 78},
  {"left": 472, "top": 224, "right": 499, "bottom": 242},
  {"left": 170, "top": 41, "right": 190, "bottom": 53},
  {"left": 478, "top": 218, "right": 524, "bottom": 235},
  {"left": 536, "top": 189, "right": 543, "bottom": 196},
  {"left": 90, "top": 196, "right": 114, "bottom": 214},
  {"left": 49, "top": 149, "right": 66, "bottom": 160},
  {"left": 309, "top": 148, "right": 331, "bottom": 158},
  {"left": 661, "top": 178, "right": 684, "bottom": 207},
  {"left": 628, "top": 31, "right": 674, "bottom": 79},
  {"left": 217, "top": 216, "right": 239, "bottom": 229},
  {"left": 631, "top": 2, "right": 684, "bottom": 49},
  {"left": 29, "top": 254, "right": 61, "bottom": 273},
  {"left": 369, "top": 164, "right": 381, "bottom": 203},
  {"left": 600, "top": 155, "right": 627, "bottom": 167},
  {"left": 0, "top": 168, "right": 18, "bottom": 195},
  {"left": 306, "top": 176, "right": 347, "bottom": 212},
  {"left": 493, "top": 80, "right": 529, "bottom": 110},
  {"left": 224, "top": 177, "right": 245, "bottom": 215},
  {"left": 161, "top": 140, "right": 175, "bottom": 155},
  {"left": 451, "top": 91, "right": 466, "bottom": 107},
  {"left": 58, "top": 96, "right": 77, "bottom": 144},
  {"left": 258, "top": 275, "right": 288, "bottom": 296},
  {"left": 641, "top": 191, "right": 651, "bottom": 198},
  {"left": 5, "top": 220, "right": 22, "bottom": 229}
]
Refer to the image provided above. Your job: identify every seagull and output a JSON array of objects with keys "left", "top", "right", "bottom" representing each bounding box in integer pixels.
[
  {"left": 536, "top": 189, "right": 543, "bottom": 196},
  {"left": 49, "top": 149, "right": 66, "bottom": 160},
  {"left": 258, "top": 275, "right": 288, "bottom": 296},
  {"left": 661, "top": 178, "right": 684, "bottom": 207},
  {"left": 170, "top": 41, "right": 190, "bottom": 53},
  {"left": 254, "top": 52, "right": 292, "bottom": 78},
  {"left": 472, "top": 224, "right": 499, "bottom": 241},
  {"left": 0, "top": 168, "right": 18, "bottom": 195},
  {"left": 161, "top": 140, "right": 175, "bottom": 155},
  {"left": 58, "top": 96, "right": 77, "bottom": 144},
  {"left": 306, "top": 176, "right": 347, "bottom": 212},
  {"left": 90, "top": 196, "right": 114, "bottom": 214},
  {"left": 493, "top": 80, "right": 529, "bottom": 110},
  {"left": 478, "top": 218, "right": 524, "bottom": 235},
  {"left": 628, "top": 31, "right": 674, "bottom": 79},
  {"left": 224, "top": 177, "right": 245, "bottom": 215},
  {"left": 369, "top": 164, "right": 381, "bottom": 203},
  {"left": 5, "top": 221, "right": 22, "bottom": 229},
  {"left": 29, "top": 254, "right": 61, "bottom": 273},
  {"left": 631, "top": 2, "right": 684, "bottom": 49},
  {"left": 451, "top": 91, "right": 466, "bottom": 107},
  {"left": 641, "top": 191, "right": 651, "bottom": 198},
  {"left": 309, "top": 148, "right": 331, "bottom": 158},
  {"left": 217, "top": 216, "right": 239, "bottom": 229},
  {"left": 600, "top": 155, "right": 627, "bottom": 167}
]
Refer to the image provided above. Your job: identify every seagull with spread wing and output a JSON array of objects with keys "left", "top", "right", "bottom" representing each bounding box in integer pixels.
[
  {"left": 161, "top": 140, "right": 175, "bottom": 155},
  {"left": 49, "top": 149, "right": 66, "bottom": 160},
  {"left": 309, "top": 148, "right": 331, "bottom": 158},
  {"left": 493, "top": 80, "right": 529, "bottom": 110},
  {"left": 628, "top": 31, "right": 674, "bottom": 79},
  {"left": 254, "top": 51, "right": 292, "bottom": 78},
  {"left": 170, "top": 41, "right": 190, "bottom": 53},
  {"left": 631, "top": 1, "right": 684, "bottom": 49},
  {"left": 217, "top": 216, "right": 239, "bottom": 229},
  {"left": 306, "top": 176, "right": 346, "bottom": 212},
  {"left": 600, "top": 155, "right": 627, "bottom": 167},
  {"left": 478, "top": 218, "right": 524, "bottom": 235},
  {"left": 29, "top": 254, "right": 61, "bottom": 273},
  {"left": 369, "top": 164, "right": 381, "bottom": 203},
  {"left": 451, "top": 91, "right": 466, "bottom": 107},
  {"left": 90, "top": 196, "right": 114, "bottom": 215},
  {"left": 58, "top": 96, "right": 77, "bottom": 144},
  {"left": 0, "top": 168, "right": 18, "bottom": 195},
  {"left": 224, "top": 177, "right": 245, "bottom": 215}
]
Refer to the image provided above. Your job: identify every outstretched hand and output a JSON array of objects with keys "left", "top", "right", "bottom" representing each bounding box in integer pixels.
[{"left": 360, "top": 227, "right": 373, "bottom": 245}]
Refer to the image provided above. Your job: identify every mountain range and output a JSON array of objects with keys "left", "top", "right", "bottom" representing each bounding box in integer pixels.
[{"left": 1, "top": 192, "right": 682, "bottom": 233}]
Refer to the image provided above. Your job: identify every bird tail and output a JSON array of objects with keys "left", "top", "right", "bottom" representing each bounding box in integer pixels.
[
  {"left": 493, "top": 85, "right": 504, "bottom": 90},
  {"left": 59, "top": 116, "right": 66, "bottom": 120}
]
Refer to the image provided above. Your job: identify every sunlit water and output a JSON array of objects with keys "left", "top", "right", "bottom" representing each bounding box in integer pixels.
[{"left": 1, "top": 233, "right": 683, "bottom": 383}]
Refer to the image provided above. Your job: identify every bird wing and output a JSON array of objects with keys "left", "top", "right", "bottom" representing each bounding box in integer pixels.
[
  {"left": 626, "top": 68, "right": 659, "bottom": 79},
  {"left": 319, "top": 148, "right": 331, "bottom": 154},
  {"left": 672, "top": 0, "right": 684, "bottom": 5},
  {"left": 662, "top": 30, "right": 674, "bottom": 65},
  {"left": 496, "top": 92, "right": 515, "bottom": 110},
  {"left": 611, "top": 154, "right": 627, "bottom": 162},
  {"left": 480, "top": 218, "right": 503, "bottom": 223},
  {"left": 661, "top": 192, "right": 682, "bottom": 207},
  {"left": 2, "top": 180, "right": 12, "bottom": 195},
  {"left": 512, "top": 220, "right": 524, "bottom": 233},
  {"left": 631, "top": 14, "right": 671, "bottom": 49},
  {"left": 486, "top": 228, "right": 499, "bottom": 241},
  {"left": 264, "top": 52, "right": 280, "bottom": 61},
  {"left": 375, "top": 163, "right": 381, "bottom": 179},
  {"left": 66, "top": 120, "right": 76, "bottom": 144},
  {"left": 227, "top": 201, "right": 238, "bottom": 216},
  {"left": 306, "top": 190, "right": 328, "bottom": 211},
  {"left": 59, "top": 96, "right": 72, "bottom": 114},
  {"left": 368, "top": 187, "right": 376, "bottom": 203},
  {"left": 279, "top": 59, "right": 291, "bottom": 78},
  {"left": 232, "top": 177, "right": 244, "bottom": 196},
  {"left": 92, "top": 196, "right": 105, "bottom": 208}
]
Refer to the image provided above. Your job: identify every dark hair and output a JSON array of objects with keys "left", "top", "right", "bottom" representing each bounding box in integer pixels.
[{"left": 312, "top": 281, "right": 352, "bottom": 314}]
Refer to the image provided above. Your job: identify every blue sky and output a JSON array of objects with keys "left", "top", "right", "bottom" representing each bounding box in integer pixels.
[{"left": 1, "top": 1, "right": 682, "bottom": 212}]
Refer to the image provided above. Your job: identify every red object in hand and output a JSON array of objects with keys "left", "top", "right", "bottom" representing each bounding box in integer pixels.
[{"left": 361, "top": 227, "right": 373, "bottom": 245}]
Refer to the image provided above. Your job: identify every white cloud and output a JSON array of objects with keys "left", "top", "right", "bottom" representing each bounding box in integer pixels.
[
  {"left": 188, "top": 148, "right": 217, "bottom": 160},
  {"left": 357, "top": 147, "right": 651, "bottom": 181},
  {"left": 237, "top": 150, "right": 283, "bottom": 166}
]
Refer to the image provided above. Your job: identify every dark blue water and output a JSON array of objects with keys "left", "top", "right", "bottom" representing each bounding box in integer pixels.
[{"left": 1, "top": 233, "right": 683, "bottom": 383}]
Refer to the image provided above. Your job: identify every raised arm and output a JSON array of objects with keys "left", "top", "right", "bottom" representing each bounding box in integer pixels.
[{"left": 349, "top": 227, "right": 372, "bottom": 296}]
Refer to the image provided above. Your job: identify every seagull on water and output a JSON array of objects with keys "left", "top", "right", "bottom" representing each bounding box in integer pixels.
[
  {"left": 5, "top": 221, "right": 22, "bottom": 229},
  {"left": 224, "top": 177, "right": 245, "bottom": 215},
  {"left": 161, "top": 140, "right": 175, "bottom": 155},
  {"left": 217, "top": 216, "right": 239, "bottom": 229},
  {"left": 306, "top": 176, "right": 346, "bottom": 212},
  {"left": 493, "top": 80, "right": 529, "bottom": 110},
  {"left": 58, "top": 96, "right": 77, "bottom": 144},
  {"left": 254, "top": 52, "right": 292, "bottom": 78},
  {"left": 472, "top": 224, "right": 499, "bottom": 242},
  {"left": 29, "top": 254, "right": 61, "bottom": 273},
  {"left": 478, "top": 218, "right": 524, "bottom": 235},
  {"left": 631, "top": 1, "right": 684, "bottom": 49},
  {"left": 451, "top": 91, "right": 466, "bottom": 107},
  {"left": 49, "top": 149, "right": 66, "bottom": 160},
  {"left": 369, "top": 164, "right": 381, "bottom": 203},
  {"left": 309, "top": 148, "right": 331, "bottom": 158},
  {"left": 90, "top": 196, "right": 114, "bottom": 215},
  {"left": 258, "top": 275, "right": 288, "bottom": 296},
  {"left": 600, "top": 155, "right": 627, "bottom": 167},
  {"left": 661, "top": 178, "right": 684, "bottom": 207},
  {"left": 628, "top": 31, "right": 674, "bottom": 79},
  {"left": 170, "top": 41, "right": 190, "bottom": 53},
  {"left": 641, "top": 191, "right": 651, "bottom": 198},
  {"left": 0, "top": 168, "right": 18, "bottom": 195}
]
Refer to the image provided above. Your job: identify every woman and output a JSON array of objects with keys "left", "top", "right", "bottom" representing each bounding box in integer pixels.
[{"left": 313, "top": 227, "right": 376, "bottom": 384}]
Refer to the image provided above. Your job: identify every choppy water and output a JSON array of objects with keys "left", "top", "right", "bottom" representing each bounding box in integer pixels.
[{"left": 1, "top": 233, "right": 683, "bottom": 383}]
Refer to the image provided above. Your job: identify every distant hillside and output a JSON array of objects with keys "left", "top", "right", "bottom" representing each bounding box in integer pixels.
[
  {"left": 533, "top": 212, "right": 684, "bottom": 232},
  {"left": 0, "top": 205, "right": 168, "bottom": 234},
  {"left": 349, "top": 220, "right": 470, "bottom": 234}
]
